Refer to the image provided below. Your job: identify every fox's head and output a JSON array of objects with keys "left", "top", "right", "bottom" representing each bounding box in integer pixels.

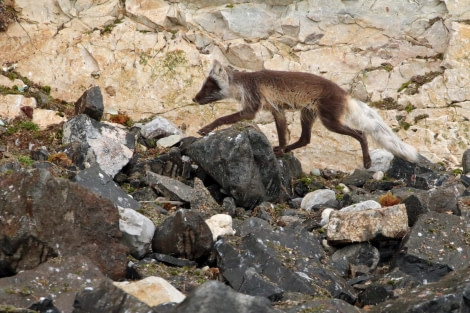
[{"left": 193, "top": 60, "right": 231, "bottom": 104}]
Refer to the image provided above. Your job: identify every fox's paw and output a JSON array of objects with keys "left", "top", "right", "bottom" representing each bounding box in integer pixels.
[
  {"left": 273, "top": 146, "right": 285, "bottom": 157},
  {"left": 197, "top": 127, "right": 211, "bottom": 136}
]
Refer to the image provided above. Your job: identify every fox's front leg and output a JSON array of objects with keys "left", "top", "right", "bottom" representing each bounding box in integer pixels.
[
  {"left": 198, "top": 109, "right": 257, "bottom": 135},
  {"left": 272, "top": 111, "right": 288, "bottom": 156}
]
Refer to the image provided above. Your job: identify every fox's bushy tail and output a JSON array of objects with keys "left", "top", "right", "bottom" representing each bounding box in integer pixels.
[{"left": 344, "top": 97, "right": 419, "bottom": 162}]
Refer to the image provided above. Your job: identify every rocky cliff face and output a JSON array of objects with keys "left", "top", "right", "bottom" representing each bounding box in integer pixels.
[{"left": 1, "top": 0, "right": 469, "bottom": 171}]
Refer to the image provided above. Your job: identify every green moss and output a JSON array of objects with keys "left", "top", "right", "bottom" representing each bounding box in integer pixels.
[
  {"left": 371, "top": 97, "right": 400, "bottom": 110},
  {"left": 18, "top": 121, "right": 40, "bottom": 131},
  {"left": 397, "top": 81, "right": 410, "bottom": 93},
  {"left": 452, "top": 168, "right": 463, "bottom": 175},
  {"left": 397, "top": 71, "right": 442, "bottom": 94},
  {"left": 364, "top": 63, "right": 394, "bottom": 73},
  {"left": 404, "top": 104, "right": 415, "bottom": 113},
  {"left": 18, "top": 156, "right": 34, "bottom": 166}
]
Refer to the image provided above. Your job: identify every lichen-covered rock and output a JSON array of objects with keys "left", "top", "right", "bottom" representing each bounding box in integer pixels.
[
  {"left": 327, "top": 204, "right": 409, "bottom": 243},
  {"left": 0, "top": 169, "right": 129, "bottom": 280}
]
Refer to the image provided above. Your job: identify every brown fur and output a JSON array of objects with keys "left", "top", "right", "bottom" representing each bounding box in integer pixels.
[{"left": 193, "top": 62, "right": 372, "bottom": 168}]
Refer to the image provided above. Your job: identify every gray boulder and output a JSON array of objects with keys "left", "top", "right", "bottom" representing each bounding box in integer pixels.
[
  {"left": 0, "top": 169, "right": 129, "bottom": 280},
  {"left": 185, "top": 124, "right": 292, "bottom": 209},
  {"left": 63, "top": 114, "right": 135, "bottom": 177},
  {"left": 172, "top": 280, "right": 278, "bottom": 313}
]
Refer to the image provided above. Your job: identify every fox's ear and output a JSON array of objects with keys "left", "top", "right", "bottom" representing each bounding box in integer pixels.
[{"left": 210, "top": 60, "right": 229, "bottom": 83}]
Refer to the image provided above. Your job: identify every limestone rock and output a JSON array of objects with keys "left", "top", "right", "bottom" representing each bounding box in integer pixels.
[
  {"left": 300, "top": 189, "right": 336, "bottom": 211},
  {"left": 327, "top": 204, "right": 409, "bottom": 243},
  {"left": 114, "top": 276, "right": 185, "bottom": 306},
  {"left": 205, "top": 214, "right": 235, "bottom": 241},
  {"left": 118, "top": 207, "right": 156, "bottom": 259},
  {"left": 32, "top": 109, "right": 67, "bottom": 130},
  {"left": 0, "top": 94, "right": 36, "bottom": 120}
]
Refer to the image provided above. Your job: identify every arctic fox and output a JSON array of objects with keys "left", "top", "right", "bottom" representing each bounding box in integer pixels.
[{"left": 193, "top": 60, "right": 418, "bottom": 168}]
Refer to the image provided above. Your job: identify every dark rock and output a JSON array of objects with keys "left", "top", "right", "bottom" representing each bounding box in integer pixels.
[
  {"left": 222, "top": 197, "right": 237, "bottom": 216},
  {"left": 293, "top": 179, "right": 325, "bottom": 197},
  {"left": 252, "top": 202, "right": 276, "bottom": 223},
  {"left": 403, "top": 194, "right": 428, "bottom": 226},
  {"left": 277, "top": 153, "right": 303, "bottom": 192},
  {"left": 214, "top": 239, "right": 287, "bottom": 300},
  {"left": 149, "top": 253, "right": 197, "bottom": 268},
  {"left": 0, "top": 159, "right": 21, "bottom": 173},
  {"left": 363, "top": 179, "right": 402, "bottom": 192},
  {"left": 30, "top": 147, "right": 49, "bottom": 161},
  {"left": 74, "top": 86, "right": 104, "bottom": 121},
  {"left": 191, "top": 178, "right": 223, "bottom": 216},
  {"left": 72, "top": 279, "right": 159, "bottom": 313},
  {"left": 358, "top": 284, "right": 392, "bottom": 306},
  {"left": 395, "top": 253, "right": 452, "bottom": 283},
  {"left": 413, "top": 171, "right": 449, "bottom": 189},
  {"left": 172, "top": 280, "right": 278, "bottom": 313},
  {"left": 59, "top": 141, "right": 94, "bottom": 170},
  {"left": 29, "top": 298, "right": 61, "bottom": 313},
  {"left": 386, "top": 157, "right": 448, "bottom": 189},
  {"left": 342, "top": 169, "right": 373, "bottom": 187},
  {"left": 131, "top": 147, "right": 192, "bottom": 180},
  {"left": 0, "top": 169, "right": 129, "bottom": 280},
  {"left": 331, "top": 243, "right": 380, "bottom": 278},
  {"left": 152, "top": 210, "right": 214, "bottom": 264},
  {"left": 72, "top": 164, "right": 141, "bottom": 210},
  {"left": 398, "top": 211, "right": 470, "bottom": 281},
  {"left": 427, "top": 182, "right": 463, "bottom": 215},
  {"left": 185, "top": 124, "right": 291, "bottom": 209},
  {"left": 463, "top": 149, "right": 470, "bottom": 174},
  {"left": 220, "top": 217, "right": 357, "bottom": 303},
  {"left": 283, "top": 298, "right": 365, "bottom": 313},
  {"left": 130, "top": 186, "right": 159, "bottom": 202},
  {"left": 147, "top": 171, "right": 195, "bottom": 202},
  {"left": 461, "top": 174, "right": 470, "bottom": 188},
  {"left": 370, "top": 266, "right": 470, "bottom": 313},
  {"left": 0, "top": 255, "right": 105, "bottom": 312}
]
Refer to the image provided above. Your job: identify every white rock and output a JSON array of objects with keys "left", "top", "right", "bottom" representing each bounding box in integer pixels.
[
  {"left": 310, "top": 168, "right": 322, "bottom": 176},
  {"left": 205, "top": 214, "right": 236, "bottom": 241},
  {"left": 337, "top": 183, "right": 350, "bottom": 194},
  {"left": 373, "top": 171, "right": 384, "bottom": 181},
  {"left": 114, "top": 276, "right": 185, "bottom": 306},
  {"left": 301, "top": 189, "right": 336, "bottom": 211},
  {"left": 118, "top": 206, "right": 156, "bottom": 259},
  {"left": 125, "top": 0, "right": 170, "bottom": 30},
  {"left": 369, "top": 149, "right": 394, "bottom": 172},
  {"left": 32, "top": 109, "right": 67, "bottom": 130},
  {"left": 219, "top": 4, "right": 275, "bottom": 40},
  {"left": 0, "top": 95, "right": 37, "bottom": 120},
  {"left": 320, "top": 208, "right": 334, "bottom": 226},
  {"left": 340, "top": 200, "right": 382, "bottom": 212},
  {"left": 0, "top": 75, "right": 26, "bottom": 89},
  {"left": 157, "top": 134, "right": 182, "bottom": 148},
  {"left": 327, "top": 204, "right": 409, "bottom": 243},
  {"left": 140, "top": 116, "right": 183, "bottom": 139}
]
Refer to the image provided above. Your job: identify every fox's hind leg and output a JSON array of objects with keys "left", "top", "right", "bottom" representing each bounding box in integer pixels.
[
  {"left": 283, "top": 108, "right": 316, "bottom": 153},
  {"left": 320, "top": 116, "right": 371, "bottom": 168}
]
